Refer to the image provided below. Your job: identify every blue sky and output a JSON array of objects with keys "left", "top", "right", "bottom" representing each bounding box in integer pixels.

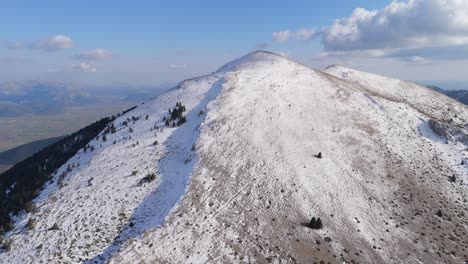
[{"left": 1, "top": 0, "right": 468, "bottom": 89}]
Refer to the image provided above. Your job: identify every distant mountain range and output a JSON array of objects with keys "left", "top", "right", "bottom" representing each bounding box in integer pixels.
[
  {"left": 0, "top": 82, "right": 94, "bottom": 117},
  {"left": 426, "top": 85, "right": 468, "bottom": 105}
]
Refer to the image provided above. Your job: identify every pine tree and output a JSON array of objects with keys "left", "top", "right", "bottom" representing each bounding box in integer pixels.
[
  {"left": 309, "top": 216, "right": 323, "bottom": 229},
  {"left": 110, "top": 124, "right": 116, "bottom": 134},
  {"left": 449, "top": 174, "right": 456, "bottom": 183},
  {"left": 3, "top": 239, "right": 12, "bottom": 251},
  {"left": 25, "top": 202, "right": 37, "bottom": 213},
  {"left": 49, "top": 223, "right": 59, "bottom": 230},
  {"left": 309, "top": 217, "right": 317, "bottom": 228},
  {"left": 316, "top": 218, "right": 323, "bottom": 229},
  {"left": 6, "top": 221, "right": 13, "bottom": 231},
  {"left": 27, "top": 218, "right": 35, "bottom": 230}
]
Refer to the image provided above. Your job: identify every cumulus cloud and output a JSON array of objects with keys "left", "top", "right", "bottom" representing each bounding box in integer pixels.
[
  {"left": 74, "top": 49, "right": 113, "bottom": 60},
  {"left": 32, "top": 35, "right": 74, "bottom": 51},
  {"left": 73, "top": 62, "right": 96, "bottom": 73},
  {"left": 321, "top": 0, "right": 468, "bottom": 51},
  {"left": 272, "top": 28, "right": 318, "bottom": 42}
]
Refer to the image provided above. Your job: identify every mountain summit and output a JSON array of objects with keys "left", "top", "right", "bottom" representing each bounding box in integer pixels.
[{"left": 1, "top": 51, "right": 467, "bottom": 264}]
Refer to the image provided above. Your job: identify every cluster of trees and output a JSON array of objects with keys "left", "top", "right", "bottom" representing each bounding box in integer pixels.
[
  {"left": 309, "top": 217, "right": 323, "bottom": 229},
  {"left": 164, "top": 102, "right": 187, "bottom": 127},
  {"left": 102, "top": 123, "right": 116, "bottom": 135},
  {"left": 0, "top": 105, "right": 139, "bottom": 235},
  {"left": 120, "top": 106, "right": 137, "bottom": 116},
  {"left": 0, "top": 116, "right": 113, "bottom": 234},
  {"left": 139, "top": 173, "right": 156, "bottom": 185}
]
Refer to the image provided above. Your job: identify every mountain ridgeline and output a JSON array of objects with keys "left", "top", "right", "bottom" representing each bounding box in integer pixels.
[{"left": 427, "top": 85, "right": 468, "bottom": 105}]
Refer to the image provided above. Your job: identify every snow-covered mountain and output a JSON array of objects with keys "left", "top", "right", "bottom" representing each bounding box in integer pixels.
[
  {"left": 1, "top": 51, "right": 467, "bottom": 264},
  {"left": 427, "top": 85, "right": 468, "bottom": 105}
]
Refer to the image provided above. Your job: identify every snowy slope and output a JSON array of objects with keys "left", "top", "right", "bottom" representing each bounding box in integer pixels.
[{"left": 1, "top": 51, "right": 467, "bottom": 264}]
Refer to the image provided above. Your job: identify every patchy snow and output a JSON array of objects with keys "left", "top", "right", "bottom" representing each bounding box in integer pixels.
[{"left": 1, "top": 51, "right": 467, "bottom": 264}]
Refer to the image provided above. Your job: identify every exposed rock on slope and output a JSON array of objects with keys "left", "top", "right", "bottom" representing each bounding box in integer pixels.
[{"left": 1, "top": 51, "right": 467, "bottom": 264}]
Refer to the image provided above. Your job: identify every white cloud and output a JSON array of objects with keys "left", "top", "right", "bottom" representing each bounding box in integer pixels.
[
  {"left": 32, "top": 35, "right": 74, "bottom": 51},
  {"left": 404, "top": 56, "right": 432, "bottom": 65},
  {"left": 74, "top": 49, "right": 113, "bottom": 60},
  {"left": 321, "top": 0, "right": 468, "bottom": 51},
  {"left": 272, "top": 30, "right": 291, "bottom": 42},
  {"left": 272, "top": 28, "right": 318, "bottom": 42},
  {"left": 73, "top": 62, "right": 96, "bottom": 73}
]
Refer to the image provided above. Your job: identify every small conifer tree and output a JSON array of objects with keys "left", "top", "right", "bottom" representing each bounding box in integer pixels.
[{"left": 27, "top": 218, "right": 35, "bottom": 230}]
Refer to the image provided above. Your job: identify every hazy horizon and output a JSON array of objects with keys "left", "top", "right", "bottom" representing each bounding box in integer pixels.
[{"left": 2, "top": 0, "right": 468, "bottom": 89}]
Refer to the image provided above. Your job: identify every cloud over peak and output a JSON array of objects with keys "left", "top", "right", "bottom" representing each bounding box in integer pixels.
[
  {"left": 272, "top": 28, "right": 317, "bottom": 42},
  {"left": 272, "top": 31, "right": 291, "bottom": 42}
]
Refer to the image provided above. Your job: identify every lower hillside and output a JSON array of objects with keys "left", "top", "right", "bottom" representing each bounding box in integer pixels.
[{"left": 0, "top": 106, "right": 137, "bottom": 235}]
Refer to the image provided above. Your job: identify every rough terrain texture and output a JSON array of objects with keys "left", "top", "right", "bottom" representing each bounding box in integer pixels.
[{"left": 1, "top": 51, "right": 467, "bottom": 264}]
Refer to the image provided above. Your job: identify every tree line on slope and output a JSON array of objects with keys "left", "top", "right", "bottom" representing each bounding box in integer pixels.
[{"left": 0, "top": 106, "right": 137, "bottom": 237}]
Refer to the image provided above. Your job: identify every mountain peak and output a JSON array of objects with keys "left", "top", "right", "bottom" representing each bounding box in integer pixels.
[{"left": 216, "top": 50, "right": 290, "bottom": 73}]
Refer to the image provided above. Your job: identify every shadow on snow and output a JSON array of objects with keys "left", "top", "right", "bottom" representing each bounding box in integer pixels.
[{"left": 86, "top": 78, "right": 224, "bottom": 264}]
